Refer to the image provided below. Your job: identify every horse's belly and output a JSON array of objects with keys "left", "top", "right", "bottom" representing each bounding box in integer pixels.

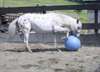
[
  {"left": 31, "top": 18, "right": 53, "bottom": 32},
  {"left": 31, "top": 22, "right": 53, "bottom": 33}
]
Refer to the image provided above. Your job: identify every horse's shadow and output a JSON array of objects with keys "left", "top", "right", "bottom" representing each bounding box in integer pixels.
[{"left": 4, "top": 47, "right": 78, "bottom": 52}]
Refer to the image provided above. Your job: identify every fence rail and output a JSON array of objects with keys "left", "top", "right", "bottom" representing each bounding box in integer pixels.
[
  {"left": 82, "top": 23, "right": 100, "bottom": 29},
  {"left": 0, "top": 4, "right": 100, "bottom": 14}
]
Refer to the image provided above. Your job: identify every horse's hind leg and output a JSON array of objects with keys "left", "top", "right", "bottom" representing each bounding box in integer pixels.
[
  {"left": 24, "top": 32, "right": 32, "bottom": 53},
  {"left": 23, "top": 22, "right": 32, "bottom": 53}
]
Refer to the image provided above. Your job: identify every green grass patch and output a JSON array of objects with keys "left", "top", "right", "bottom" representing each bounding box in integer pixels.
[
  {"left": 52, "top": 10, "right": 88, "bottom": 23},
  {"left": 0, "top": 0, "right": 78, "bottom": 7}
]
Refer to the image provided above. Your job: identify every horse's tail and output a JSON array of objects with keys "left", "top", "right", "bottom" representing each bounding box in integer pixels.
[{"left": 8, "top": 18, "right": 18, "bottom": 38}]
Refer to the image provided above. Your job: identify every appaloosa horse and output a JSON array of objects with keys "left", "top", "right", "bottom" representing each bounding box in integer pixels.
[{"left": 8, "top": 12, "right": 82, "bottom": 52}]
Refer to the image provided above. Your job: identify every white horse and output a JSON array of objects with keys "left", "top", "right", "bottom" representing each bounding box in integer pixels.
[{"left": 8, "top": 12, "right": 82, "bottom": 52}]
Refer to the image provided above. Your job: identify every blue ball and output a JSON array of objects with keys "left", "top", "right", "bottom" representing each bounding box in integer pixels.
[{"left": 64, "top": 35, "right": 81, "bottom": 51}]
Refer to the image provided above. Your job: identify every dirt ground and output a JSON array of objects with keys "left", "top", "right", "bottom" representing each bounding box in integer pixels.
[{"left": 0, "top": 33, "right": 100, "bottom": 72}]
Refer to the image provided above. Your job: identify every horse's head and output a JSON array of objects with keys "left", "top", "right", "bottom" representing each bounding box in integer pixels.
[{"left": 70, "top": 19, "right": 82, "bottom": 37}]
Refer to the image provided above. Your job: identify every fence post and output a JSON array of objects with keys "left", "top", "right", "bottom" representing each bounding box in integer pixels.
[
  {"left": 0, "top": 14, "right": 3, "bottom": 25},
  {"left": 94, "top": 9, "right": 98, "bottom": 34}
]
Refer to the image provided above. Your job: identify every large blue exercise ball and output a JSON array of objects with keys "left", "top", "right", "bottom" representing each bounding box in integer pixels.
[{"left": 64, "top": 35, "right": 81, "bottom": 51}]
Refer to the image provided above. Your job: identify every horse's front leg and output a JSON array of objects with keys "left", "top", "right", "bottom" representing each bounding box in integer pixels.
[
  {"left": 66, "top": 32, "right": 70, "bottom": 38},
  {"left": 54, "top": 26, "right": 69, "bottom": 39},
  {"left": 61, "top": 31, "right": 69, "bottom": 40}
]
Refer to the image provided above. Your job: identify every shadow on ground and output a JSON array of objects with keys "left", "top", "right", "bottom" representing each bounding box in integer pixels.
[{"left": 4, "top": 47, "right": 79, "bottom": 52}]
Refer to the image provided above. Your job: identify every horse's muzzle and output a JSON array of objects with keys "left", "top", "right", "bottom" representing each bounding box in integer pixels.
[{"left": 70, "top": 31, "right": 80, "bottom": 37}]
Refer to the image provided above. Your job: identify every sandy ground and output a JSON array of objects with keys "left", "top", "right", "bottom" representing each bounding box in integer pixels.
[{"left": 0, "top": 33, "right": 100, "bottom": 72}]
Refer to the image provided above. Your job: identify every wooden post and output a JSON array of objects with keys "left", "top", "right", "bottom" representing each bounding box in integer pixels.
[
  {"left": 0, "top": 14, "right": 4, "bottom": 25},
  {"left": 94, "top": 9, "right": 98, "bottom": 34},
  {"left": 0, "top": 15, "right": 2, "bottom": 25}
]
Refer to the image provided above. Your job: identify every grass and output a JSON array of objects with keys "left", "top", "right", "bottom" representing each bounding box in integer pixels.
[
  {"left": 0, "top": 0, "right": 88, "bottom": 22},
  {"left": 52, "top": 10, "right": 88, "bottom": 23},
  {"left": 0, "top": 0, "right": 78, "bottom": 7}
]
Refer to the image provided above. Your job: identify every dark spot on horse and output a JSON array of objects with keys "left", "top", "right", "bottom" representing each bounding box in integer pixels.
[
  {"left": 77, "top": 19, "right": 79, "bottom": 24},
  {"left": 77, "top": 26, "right": 81, "bottom": 30},
  {"left": 24, "top": 19, "right": 26, "bottom": 21}
]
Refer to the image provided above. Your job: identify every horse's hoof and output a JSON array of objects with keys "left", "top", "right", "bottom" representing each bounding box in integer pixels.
[
  {"left": 25, "top": 47, "right": 32, "bottom": 53},
  {"left": 28, "top": 49, "right": 32, "bottom": 53},
  {"left": 61, "top": 36, "right": 67, "bottom": 40}
]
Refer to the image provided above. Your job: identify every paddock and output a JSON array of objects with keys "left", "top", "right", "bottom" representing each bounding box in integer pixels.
[
  {"left": 0, "top": 32, "right": 100, "bottom": 72},
  {"left": 0, "top": 2, "right": 100, "bottom": 72}
]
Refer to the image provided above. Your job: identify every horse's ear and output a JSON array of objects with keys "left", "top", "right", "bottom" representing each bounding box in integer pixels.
[{"left": 76, "top": 19, "right": 79, "bottom": 24}]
